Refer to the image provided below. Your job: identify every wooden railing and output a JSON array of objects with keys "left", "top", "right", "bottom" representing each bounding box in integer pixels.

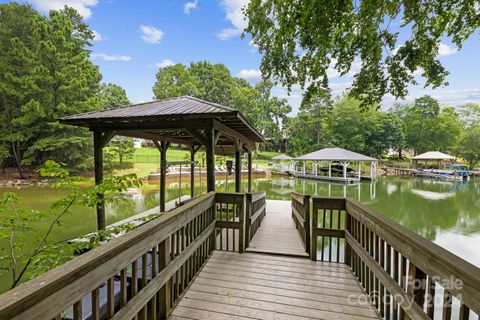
[
  {"left": 311, "top": 197, "right": 346, "bottom": 262},
  {"left": 214, "top": 192, "right": 246, "bottom": 252},
  {"left": 310, "top": 196, "right": 480, "bottom": 320},
  {"left": 291, "top": 192, "right": 310, "bottom": 253},
  {"left": 245, "top": 192, "right": 266, "bottom": 248},
  {"left": 0, "top": 192, "right": 241, "bottom": 320}
]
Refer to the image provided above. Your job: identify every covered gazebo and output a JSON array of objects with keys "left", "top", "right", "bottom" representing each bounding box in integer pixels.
[
  {"left": 60, "top": 96, "right": 264, "bottom": 230},
  {"left": 412, "top": 151, "right": 456, "bottom": 166},
  {"left": 294, "top": 147, "right": 377, "bottom": 183},
  {"left": 272, "top": 154, "right": 294, "bottom": 172}
]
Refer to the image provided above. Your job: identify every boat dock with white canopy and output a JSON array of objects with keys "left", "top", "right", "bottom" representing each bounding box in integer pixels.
[{"left": 294, "top": 147, "right": 377, "bottom": 183}]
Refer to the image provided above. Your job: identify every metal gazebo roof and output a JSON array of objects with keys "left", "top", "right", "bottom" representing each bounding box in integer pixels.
[
  {"left": 295, "top": 147, "right": 377, "bottom": 161},
  {"left": 272, "top": 154, "right": 294, "bottom": 160},
  {"left": 412, "top": 151, "right": 456, "bottom": 161},
  {"left": 60, "top": 96, "right": 265, "bottom": 146}
]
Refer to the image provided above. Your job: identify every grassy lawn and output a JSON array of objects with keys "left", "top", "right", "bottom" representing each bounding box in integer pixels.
[{"left": 112, "top": 147, "right": 282, "bottom": 178}]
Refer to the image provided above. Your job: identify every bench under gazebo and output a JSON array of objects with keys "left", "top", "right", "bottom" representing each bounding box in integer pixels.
[
  {"left": 60, "top": 96, "right": 264, "bottom": 230},
  {"left": 294, "top": 147, "right": 377, "bottom": 183}
]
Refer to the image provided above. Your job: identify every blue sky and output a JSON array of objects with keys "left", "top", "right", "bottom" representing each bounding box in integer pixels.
[{"left": 5, "top": 0, "right": 480, "bottom": 113}]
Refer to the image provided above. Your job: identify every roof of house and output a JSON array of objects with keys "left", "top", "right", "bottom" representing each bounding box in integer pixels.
[
  {"left": 295, "top": 147, "right": 377, "bottom": 161},
  {"left": 412, "top": 151, "right": 456, "bottom": 161}
]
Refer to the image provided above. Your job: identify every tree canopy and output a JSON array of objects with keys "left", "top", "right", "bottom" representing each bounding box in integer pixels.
[
  {"left": 244, "top": 0, "right": 480, "bottom": 105},
  {"left": 153, "top": 61, "right": 292, "bottom": 145},
  {"left": 0, "top": 3, "right": 101, "bottom": 175}
]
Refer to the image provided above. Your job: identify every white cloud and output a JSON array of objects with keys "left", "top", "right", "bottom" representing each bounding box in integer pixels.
[
  {"left": 237, "top": 69, "right": 262, "bottom": 83},
  {"left": 438, "top": 43, "right": 457, "bottom": 56},
  {"left": 140, "top": 25, "right": 165, "bottom": 44},
  {"left": 184, "top": 0, "right": 198, "bottom": 14},
  {"left": 91, "top": 53, "right": 131, "bottom": 62},
  {"left": 156, "top": 59, "right": 176, "bottom": 68},
  {"left": 217, "top": 0, "right": 249, "bottom": 40},
  {"left": 92, "top": 30, "right": 102, "bottom": 41},
  {"left": 30, "top": 0, "right": 98, "bottom": 18}
]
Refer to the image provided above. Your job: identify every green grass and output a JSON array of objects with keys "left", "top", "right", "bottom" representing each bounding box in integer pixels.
[{"left": 111, "top": 148, "right": 281, "bottom": 178}]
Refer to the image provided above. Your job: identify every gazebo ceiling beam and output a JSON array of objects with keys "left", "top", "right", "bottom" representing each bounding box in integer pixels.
[
  {"left": 212, "top": 119, "right": 253, "bottom": 145},
  {"left": 88, "top": 119, "right": 214, "bottom": 132},
  {"left": 118, "top": 130, "right": 194, "bottom": 145}
]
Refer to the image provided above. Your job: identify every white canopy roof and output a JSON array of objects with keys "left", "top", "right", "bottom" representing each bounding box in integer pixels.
[
  {"left": 272, "top": 154, "right": 294, "bottom": 160},
  {"left": 412, "top": 151, "right": 456, "bottom": 161},
  {"left": 295, "top": 147, "right": 377, "bottom": 161}
]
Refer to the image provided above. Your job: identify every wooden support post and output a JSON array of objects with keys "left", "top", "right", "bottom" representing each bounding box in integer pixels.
[
  {"left": 206, "top": 129, "right": 216, "bottom": 192},
  {"left": 303, "top": 161, "right": 306, "bottom": 174},
  {"left": 235, "top": 139, "right": 242, "bottom": 193},
  {"left": 154, "top": 141, "right": 169, "bottom": 212},
  {"left": 189, "top": 145, "right": 199, "bottom": 198},
  {"left": 93, "top": 131, "right": 105, "bottom": 230},
  {"left": 328, "top": 162, "right": 332, "bottom": 178},
  {"left": 247, "top": 147, "right": 253, "bottom": 192},
  {"left": 93, "top": 130, "right": 115, "bottom": 230}
]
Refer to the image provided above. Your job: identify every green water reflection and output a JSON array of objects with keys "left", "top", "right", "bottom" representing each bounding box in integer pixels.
[{"left": 0, "top": 176, "right": 479, "bottom": 292}]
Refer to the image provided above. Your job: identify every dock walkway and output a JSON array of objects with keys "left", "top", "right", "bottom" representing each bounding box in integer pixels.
[
  {"left": 169, "top": 199, "right": 379, "bottom": 320},
  {"left": 246, "top": 200, "right": 309, "bottom": 257}
]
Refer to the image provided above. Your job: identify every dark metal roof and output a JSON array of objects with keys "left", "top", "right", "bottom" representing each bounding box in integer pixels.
[{"left": 60, "top": 96, "right": 265, "bottom": 144}]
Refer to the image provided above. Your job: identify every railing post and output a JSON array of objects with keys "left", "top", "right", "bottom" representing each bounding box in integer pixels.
[
  {"left": 238, "top": 194, "right": 246, "bottom": 253},
  {"left": 304, "top": 195, "right": 311, "bottom": 254},
  {"left": 158, "top": 237, "right": 171, "bottom": 319},
  {"left": 245, "top": 193, "right": 252, "bottom": 249},
  {"left": 345, "top": 203, "right": 352, "bottom": 267},
  {"left": 310, "top": 199, "right": 318, "bottom": 261}
]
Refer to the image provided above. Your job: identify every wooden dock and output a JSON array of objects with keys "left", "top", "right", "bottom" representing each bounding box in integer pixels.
[
  {"left": 2, "top": 192, "right": 479, "bottom": 320},
  {"left": 170, "top": 251, "right": 379, "bottom": 320},
  {"left": 246, "top": 200, "right": 309, "bottom": 257}
]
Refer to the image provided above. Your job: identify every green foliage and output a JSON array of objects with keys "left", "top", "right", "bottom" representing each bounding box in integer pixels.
[
  {"left": 286, "top": 96, "right": 404, "bottom": 157},
  {"left": 0, "top": 160, "right": 142, "bottom": 288},
  {"left": 152, "top": 61, "right": 291, "bottom": 145},
  {"left": 98, "top": 83, "right": 131, "bottom": 108},
  {"left": 456, "top": 126, "right": 480, "bottom": 169},
  {"left": 244, "top": 0, "right": 480, "bottom": 105},
  {"left": 108, "top": 137, "right": 135, "bottom": 164},
  {"left": 395, "top": 95, "right": 462, "bottom": 154},
  {"left": 0, "top": 3, "right": 101, "bottom": 174}
]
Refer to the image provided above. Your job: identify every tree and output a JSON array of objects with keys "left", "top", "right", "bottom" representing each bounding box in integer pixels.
[
  {"left": 400, "top": 96, "right": 462, "bottom": 154},
  {"left": 109, "top": 137, "right": 135, "bottom": 164},
  {"left": 244, "top": 1, "right": 479, "bottom": 105},
  {"left": 152, "top": 62, "right": 292, "bottom": 147},
  {"left": 457, "top": 103, "right": 480, "bottom": 128},
  {"left": 99, "top": 83, "right": 130, "bottom": 108},
  {"left": 456, "top": 126, "right": 480, "bottom": 169},
  {"left": 0, "top": 4, "right": 102, "bottom": 174},
  {"left": 0, "top": 161, "right": 141, "bottom": 288},
  {"left": 153, "top": 64, "right": 200, "bottom": 99}
]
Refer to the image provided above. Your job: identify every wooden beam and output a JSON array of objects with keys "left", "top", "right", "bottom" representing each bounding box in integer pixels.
[
  {"left": 206, "top": 129, "right": 216, "bottom": 192},
  {"left": 235, "top": 139, "right": 242, "bottom": 193},
  {"left": 89, "top": 119, "right": 214, "bottom": 131},
  {"left": 185, "top": 129, "right": 208, "bottom": 146},
  {"left": 247, "top": 145, "right": 253, "bottom": 192},
  {"left": 213, "top": 119, "right": 253, "bottom": 145},
  {"left": 119, "top": 130, "right": 193, "bottom": 145},
  {"left": 93, "top": 131, "right": 105, "bottom": 231},
  {"left": 154, "top": 141, "right": 170, "bottom": 212}
]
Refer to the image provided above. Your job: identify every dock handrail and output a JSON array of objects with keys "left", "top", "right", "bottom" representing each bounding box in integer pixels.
[
  {"left": 245, "top": 192, "right": 266, "bottom": 247},
  {"left": 310, "top": 196, "right": 480, "bottom": 320},
  {"left": 291, "top": 192, "right": 310, "bottom": 253},
  {"left": 0, "top": 192, "right": 240, "bottom": 320},
  {"left": 214, "top": 192, "right": 246, "bottom": 252}
]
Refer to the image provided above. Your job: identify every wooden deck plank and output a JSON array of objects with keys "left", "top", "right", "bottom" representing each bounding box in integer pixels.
[
  {"left": 246, "top": 200, "right": 309, "bottom": 257},
  {"left": 169, "top": 251, "right": 379, "bottom": 320}
]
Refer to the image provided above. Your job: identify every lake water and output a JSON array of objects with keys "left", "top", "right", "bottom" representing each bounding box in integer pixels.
[{"left": 0, "top": 175, "right": 479, "bottom": 292}]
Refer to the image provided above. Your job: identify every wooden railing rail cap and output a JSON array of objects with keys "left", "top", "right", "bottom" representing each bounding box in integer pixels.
[
  {"left": 311, "top": 196, "right": 346, "bottom": 210},
  {"left": 0, "top": 192, "right": 216, "bottom": 319},
  {"left": 246, "top": 191, "right": 266, "bottom": 202},
  {"left": 291, "top": 192, "right": 310, "bottom": 205},
  {"left": 346, "top": 198, "right": 480, "bottom": 314}
]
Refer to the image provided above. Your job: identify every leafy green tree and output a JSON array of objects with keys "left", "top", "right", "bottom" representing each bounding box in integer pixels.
[
  {"left": 0, "top": 161, "right": 141, "bottom": 288},
  {"left": 244, "top": 0, "right": 479, "bottom": 105},
  {"left": 0, "top": 3, "right": 101, "bottom": 174},
  {"left": 109, "top": 137, "right": 135, "bottom": 164},
  {"left": 457, "top": 103, "right": 480, "bottom": 128},
  {"left": 99, "top": 83, "right": 130, "bottom": 108},
  {"left": 456, "top": 126, "right": 480, "bottom": 169},
  {"left": 189, "top": 61, "right": 235, "bottom": 104},
  {"left": 153, "top": 64, "right": 200, "bottom": 99},
  {"left": 400, "top": 96, "right": 462, "bottom": 154}
]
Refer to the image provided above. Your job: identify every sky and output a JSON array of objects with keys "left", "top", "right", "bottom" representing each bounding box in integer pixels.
[{"left": 4, "top": 0, "right": 480, "bottom": 114}]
